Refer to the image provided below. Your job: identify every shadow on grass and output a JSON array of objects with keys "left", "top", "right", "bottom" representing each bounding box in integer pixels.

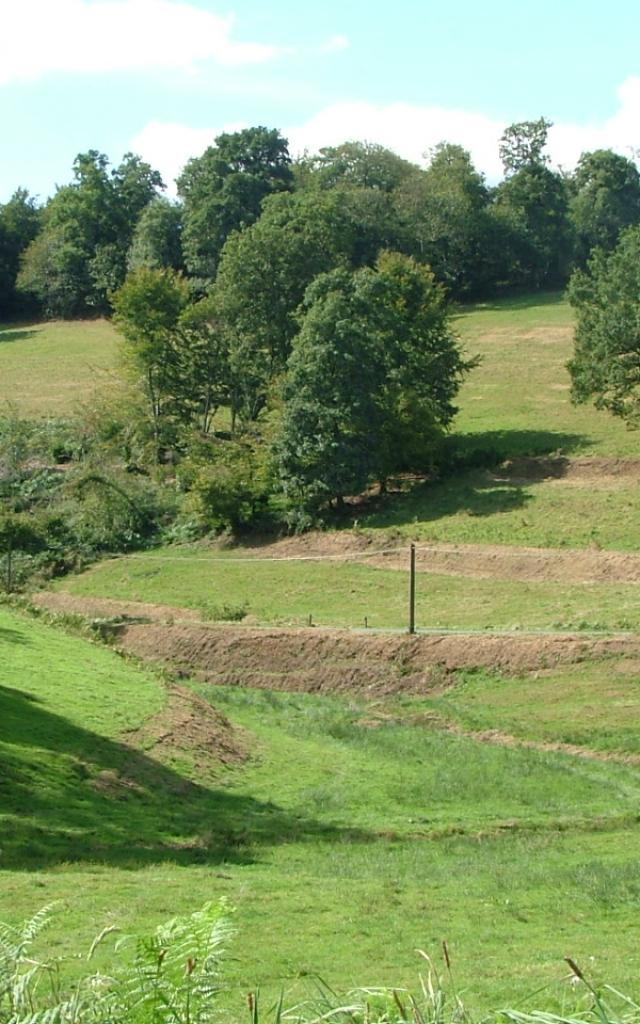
[
  {"left": 457, "top": 290, "right": 567, "bottom": 315},
  {"left": 368, "top": 472, "right": 531, "bottom": 530},
  {"left": 449, "top": 428, "right": 593, "bottom": 465},
  {"left": 365, "top": 430, "right": 593, "bottom": 530},
  {"left": 0, "top": 685, "right": 364, "bottom": 871},
  {"left": 0, "top": 327, "right": 38, "bottom": 344},
  {"left": 0, "top": 626, "right": 30, "bottom": 644}
]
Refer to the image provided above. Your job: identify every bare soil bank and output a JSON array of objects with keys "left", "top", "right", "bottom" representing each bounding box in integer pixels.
[{"left": 116, "top": 622, "right": 640, "bottom": 696}]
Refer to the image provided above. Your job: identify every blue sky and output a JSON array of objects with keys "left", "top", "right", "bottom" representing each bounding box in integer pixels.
[{"left": 3, "top": 0, "right": 640, "bottom": 202}]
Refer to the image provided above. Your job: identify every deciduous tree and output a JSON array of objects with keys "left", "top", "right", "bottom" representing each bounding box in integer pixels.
[{"left": 568, "top": 225, "right": 640, "bottom": 424}]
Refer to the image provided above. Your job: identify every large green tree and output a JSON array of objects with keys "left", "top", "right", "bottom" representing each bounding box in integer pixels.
[
  {"left": 395, "top": 143, "right": 492, "bottom": 295},
  {"left": 569, "top": 149, "right": 640, "bottom": 263},
  {"left": 493, "top": 163, "right": 572, "bottom": 288},
  {"left": 177, "top": 126, "right": 293, "bottom": 284},
  {"left": 0, "top": 190, "right": 41, "bottom": 316},
  {"left": 112, "top": 268, "right": 190, "bottom": 458},
  {"left": 568, "top": 225, "right": 640, "bottom": 424},
  {"left": 214, "top": 189, "right": 359, "bottom": 424},
  {"left": 276, "top": 253, "right": 470, "bottom": 515},
  {"left": 298, "top": 141, "right": 417, "bottom": 192},
  {"left": 499, "top": 117, "right": 552, "bottom": 175},
  {"left": 18, "top": 151, "right": 163, "bottom": 316}
]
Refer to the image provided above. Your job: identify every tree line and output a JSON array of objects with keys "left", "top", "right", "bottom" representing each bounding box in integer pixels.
[
  {"left": 1, "top": 117, "right": 640, "bottom": 574},
  {"left": 3, "top": 118, "right": 640, "bottom": 320}
]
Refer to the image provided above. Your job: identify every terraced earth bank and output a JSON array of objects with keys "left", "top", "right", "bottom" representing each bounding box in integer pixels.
[{"left": 32, "top": 590, "right": 640, "bottom": 693}]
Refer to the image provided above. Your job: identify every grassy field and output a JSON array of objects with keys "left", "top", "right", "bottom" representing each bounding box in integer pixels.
[
  {"left": 453, "top": 292, "right": 635, "bottom": 458},
  {"left": 33, "top": 291, "right": 640, "bottom": 632},
  {"left": 4, "top": 604, "right": 640, "bottom": 1012},
  {"left": 55, "top": 548, "right": 640, "bottom": 632},
  {"left": 0, "top": 319, "right": 118, "bottom": 416},
  {"left": 6, "top": 294, "right": 640, "bottom": 1011},
  {"left": 423, "top": 659, "right": 640, "bottom": 754}
]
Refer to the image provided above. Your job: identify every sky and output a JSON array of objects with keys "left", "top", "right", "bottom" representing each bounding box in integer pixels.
[{"left": 3, "top": 0, "right": 640, "bottom": 202}]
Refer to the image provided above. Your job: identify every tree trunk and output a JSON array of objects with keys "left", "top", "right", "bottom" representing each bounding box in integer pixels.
[{"left": 6, "top": 538, "right": 13, "bottom": 594}]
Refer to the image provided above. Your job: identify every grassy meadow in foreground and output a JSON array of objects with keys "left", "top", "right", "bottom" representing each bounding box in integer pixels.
[
  {"left": 0, "top": 319, "right": 118, "bottom": 416},
  {"left": 3, "top": 605, "right": 640, "bottom": 1012}
]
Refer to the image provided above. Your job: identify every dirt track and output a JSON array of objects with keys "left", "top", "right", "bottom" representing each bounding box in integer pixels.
[{"left": 374, "top": 542, "right": 640, "bottom": 584}]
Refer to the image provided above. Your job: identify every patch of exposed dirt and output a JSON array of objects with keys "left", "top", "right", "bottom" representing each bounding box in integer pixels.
[
  {"left": 115, "top": 623, "right": 640, "bottom": 696},
  {"left": 124, "top": 684, "right": 246, "bottom": 777},
  {"left": 371, "top": 541, "right": 640, "bottom": 584},
  {"left": 31, "top": 591, "right": 200, "bottom": 624}
]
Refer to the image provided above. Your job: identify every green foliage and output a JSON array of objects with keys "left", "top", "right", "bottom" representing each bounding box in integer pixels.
[
  {"left": 18, "top": 151, "right": 163, "bottom": 317},
  {"left": 493, "top": 165, "right": 572, "bottom": 288},
  {"left": 128, "top": 197, "right": 183, "bottom": 273},
  {"left": 179, "top": 437, "right": 271, "bottom": 534},
  {"left": 499, "top": 117, "right": 552, "bottom": 174},
  {"left": 0, "top": 511, "right": 45, "bottom": 591},
  {"left": 0, "top": 902, "right": 232, "bottom": 1024},
  {"left": 178, "top": 126, "right": 293, "bottom": 284},
  {"left": 178, "top": 295, "right": 232, "bottom": 434},
  {"left": 112, "top": 268, "right": 191, "bottom": 456},
  {"left": 0, "top": 189, "right": 41, "bottom": 316},
  {"left": 276, "top": 253, "right": 470, "bottom": 515},
  {"left": 570, "top": 149, "right": 640, "bottom": 263},
  {"left": 568, "top": 225, "right": 640, "bottom": 423},
  {"left": 395, "top": 144, "right": 492, "bottom": 296},
  {"left": 214, "top": 189, "right": 359, "bottom": 423},
  {"left": 298, "top": 140, "right": 418, "bottom": 192},
  {"left": 65, "top": 469, "right": 175, "bottom": 552}
]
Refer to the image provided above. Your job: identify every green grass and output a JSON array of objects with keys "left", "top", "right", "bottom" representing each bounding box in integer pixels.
[
  {"left": 361, "top": 293, "right": 640, "bottom": 549},
  {"left": 4, "top": 611, "right": 640, "bottom": 1011},
  {"left": 365, "top": 468, "right": 640, "bottom": 550},
  {"left": 8, "top": 295, "right": 640, "bottom": 1011},
  {"left": 55, "top": 548, "right": 640, "bottom": 632},
  {"left": 453, "top": 292, "right": 635, "bottom": 458},
  {"left": 422, "top": 659, "right": 640, "bottom": 755},
  {"left": 0, "top": 320, "right": 118, "bottom": 416}
]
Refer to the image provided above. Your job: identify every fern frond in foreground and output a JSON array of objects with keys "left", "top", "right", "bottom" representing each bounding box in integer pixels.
[{"left": 1, "top": 904, "right": 638, "bottom": 1024}]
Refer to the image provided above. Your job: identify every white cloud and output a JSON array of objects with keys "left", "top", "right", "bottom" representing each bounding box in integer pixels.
[
  {"left": 0, "top": 0, "right": 283, "bottom": 85},
  {"left": 131, "top": 119, "right": 248, "bottom": 189},
  {"left": 289, "top": 101, "right": 506, "bottom": 178},
  {"left": 129, "top": 76, "right": 640, "bottom": 190},
  {"left": 318, "top": 34, "right": 349, "bottom": 54}
]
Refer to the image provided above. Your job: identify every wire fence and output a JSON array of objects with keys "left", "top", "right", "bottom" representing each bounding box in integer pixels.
[{"left": 102, "top": 544, "right": 635, "bottom": 637}]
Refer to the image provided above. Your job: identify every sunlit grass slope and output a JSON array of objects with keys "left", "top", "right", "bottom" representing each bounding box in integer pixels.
[
  {"left": 453, "top": 292, "right": 635, "bottom": 457},
  {"left": 364, "top": 292, "right": 640, "bottom": 547},
  {"left": 56, "top": 549, "right": 640, "bottom": 632},
  {"left": 0, "top": 320, "right": 118, "bottom": 416},
  {"left": 4, "top": 613, "right": 640, "bottom": 1011}
]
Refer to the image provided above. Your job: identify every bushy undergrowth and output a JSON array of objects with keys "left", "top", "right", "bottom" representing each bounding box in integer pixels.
[{"left": 2, "top": 904, "right": 638, "bottom": 1024}]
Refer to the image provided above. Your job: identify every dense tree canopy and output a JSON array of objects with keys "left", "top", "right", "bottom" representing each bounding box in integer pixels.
[
  {"left": 8, "top": 119, "right": 640, "bottom": 324},
  {"left": 128, "top": 197, "right": 183, "bottom": 273},
  {"left": 276, "top": 253, "right": 470, "bottom": 515},
  {"left": 0, "top": 190, "right": 41, "bottom": 316},
  {"left": 570, "top": 149, "right": 640, "bottom": 263},
  {"left": 299, "top": 141, "right": 417, "bottom": 192},
  {"left": 177, "top": 126, "right": 293, "bottom": 285},
  {"left": 18, "top": 151, "right": 164, "bottom": 316},
  {"left": 568, "top": 225, "right": 640, "bottom": 424}
]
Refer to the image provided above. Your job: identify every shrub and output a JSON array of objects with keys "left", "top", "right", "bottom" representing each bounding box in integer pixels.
[{"left": 179, "top": 438, "right": 272, "bottom": 535}]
